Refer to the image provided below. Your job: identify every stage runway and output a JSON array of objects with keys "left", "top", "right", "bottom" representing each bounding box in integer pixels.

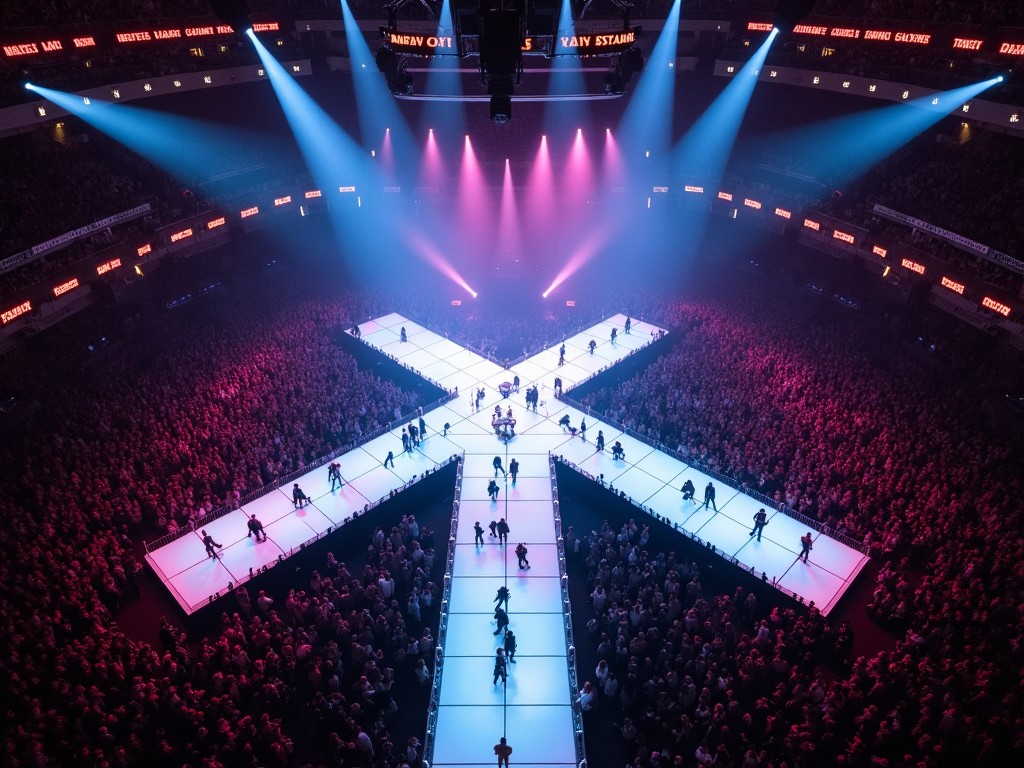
[{"left": 145, "top": 312, "right": 869, "bottom": 767}]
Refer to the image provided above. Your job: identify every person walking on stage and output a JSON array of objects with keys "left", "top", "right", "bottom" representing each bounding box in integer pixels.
[
  {"left": 750, "top": 508, "right": 768, "bottom": 541},
  {"left": 703, "top": 481, "right": 717, "bottom": 511},
  {"left": 495, "top": 589, "right": 512, "bottom": 614},
  {"left": 247, "top": 514, "right": 267, "bottom": 542},
  {"left": 494, "top": 585, "right": 510, "bottom": 611},
  {"left": 384, "top": 450, "right": 395, "bottom": 468},
  {"left": 328, "top": 462, "right": 343, "bottom": 491},
  {"left": 293, "top": 483, "right": 310, "bottom": 508},
  {"left": 504, "top": 629, "right": 517, "bottom": 664},
  {"left": 681, "top": 479, "right": 695, "bottom": 502},
  {"left": 579, "top": 418, "right": 587, "bottom": 441},
  {"left": 515, "top": 542, "right": 530, "bottom": 570},
  {"left": 508, "top": 458, "right": 519, "bottom": 486},
  {"left": 493, "top": 455, "right": 506, "bottom": 477},
  {"left": 202, "top": 530, "right": 222, "bottom": 559},
  {"left": 496, "top": 517, "right": 510, "bottom": 545},
  {"left": 493, "top": 648, "right": 508, "bottom": 687},
  {"left": 625, "top": 316, "right": 631, "bottom": 334},
  {"left": 800, "top": 532, "right": 814, "bottom": 563},
  {"left": 488, "top": 479, "right": 500, "bottom": 501},
  {"left": 494, "top": 736, "right": 512, "bottom": 766},
  {"left": 610, "top": 327, "right": 617, "bottom": 344},
  {"left": 474, "top": 521, "right": 485, "bottom": 545},
  {"left": 558, "top": 343, "right": 566, "bottom": 366},
  {"left": 589, "top": 339, "right": 596, "bottom": 354},
  {"left": 596, "top": 430, "right": 605, "bottom": 451},
  {"left": 493, "top": 606, "right": 509, "bottom": 636}
]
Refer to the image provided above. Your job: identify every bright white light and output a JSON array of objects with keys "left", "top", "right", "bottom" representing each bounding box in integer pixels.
[{"left": 25, "top": 82, "right": 35, "bottom": 90}]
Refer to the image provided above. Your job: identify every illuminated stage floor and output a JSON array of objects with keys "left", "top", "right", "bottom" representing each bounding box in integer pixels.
[{"left": 145, "top": 312, "right": 869, "bottom": 766}]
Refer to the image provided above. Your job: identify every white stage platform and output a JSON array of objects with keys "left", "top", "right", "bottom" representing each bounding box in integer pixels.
[{"left": 145, "top": 312, "right": 869, "bottom": 767}]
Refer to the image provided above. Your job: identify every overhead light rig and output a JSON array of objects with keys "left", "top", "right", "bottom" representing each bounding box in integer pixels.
[{"left": 377, "top": 0, "right": 645, "bottom": 120}]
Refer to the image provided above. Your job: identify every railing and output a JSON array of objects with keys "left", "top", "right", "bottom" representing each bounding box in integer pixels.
[
  {"left": 549, "top": 454, "right": 587, "bottom": 768},
  {"left": 553, "top": 456, "right": 834, "bottom": 611},
  {"left": 556, "top": 394, "right": 869, "bottom": 555},
  {"left": 561, "top": 326, "right": 670, "bottom": 394},
  {"left": 144, "top": 389, "right": 458, "bottom": 553},
  {"left": 181, "top": 454, "right": 462, "bottom": 613},
  {"left": 423, "top": 453, "right": 465, "bottom": 768},
  {"left": 348, "top": 327, "right": 459, "bottom": 395}
]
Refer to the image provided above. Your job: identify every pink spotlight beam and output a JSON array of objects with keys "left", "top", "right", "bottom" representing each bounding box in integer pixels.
[
  {"left": 542, "top": 229, "right": 606, "bottom": 298},
  {"left": 406, "top": 232, "right": 478, "bottom": 298}
]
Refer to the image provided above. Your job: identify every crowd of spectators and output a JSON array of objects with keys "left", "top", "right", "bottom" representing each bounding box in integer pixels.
[
  {"left": 569, "top": 512, "right": 1017, "bottom": 767},
  {"left": 572, "top": 284, "right": 1024, "bottom": 763},
  {"left": 0, "top": 274, "right": 433, "bottom": 764}
]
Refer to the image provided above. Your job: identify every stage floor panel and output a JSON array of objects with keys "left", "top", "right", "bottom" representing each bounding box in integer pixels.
[{"left": 145, "top": 313, "right": 867, "bottom": 766}]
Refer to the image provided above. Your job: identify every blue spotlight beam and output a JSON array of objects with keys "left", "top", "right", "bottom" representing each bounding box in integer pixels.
[
  {"left": 247, "top": 29, "right": 409, "bottom": 267},
  {"left": 339, "top": 0, "right": 416, "bottom": 156},
  {"left": 23, "top": 84, "right": 259, "bottom": 183},
  {"left": 617, "top": 0, "right": 681, "bottom": 156},
  {"left": 672, "top": 27, "right": 778, "bottom": 184},
  {"left": 421, "top": 0, "right": 465, "bottom": 133},
  {"left": 543, "top": 0, "right": 591, "bottom": 130},
  {"left": 756, "top": 76, "right": 1005, "bottom": 186}
]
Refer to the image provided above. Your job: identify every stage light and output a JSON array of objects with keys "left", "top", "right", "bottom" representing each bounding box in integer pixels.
[
  {"left": 997, "top": 75, "right": 1004, "bottom": 83},
  {"left": 25, "top": 82, "right": 35, "bottom": 91}
]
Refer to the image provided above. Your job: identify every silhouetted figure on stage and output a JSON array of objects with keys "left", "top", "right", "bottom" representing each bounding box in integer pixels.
[
  {"left": 596, "top": 430, "right": 605, "bottom": 451},
  {"left": 800, "top": 532, "right": 814, "bottom": 563},
  {"left": 384, "top": 450, "right": 395, "bottom": 468},
  {"left": 579, "top": 418, "right": 587, "bottom": 441},
  {"left": 494, "top": 736, "right": 512, "bottom": 766},
  {"left": 492, "top": 647, "right": 508, "bottom": 684},
  {"left": 681, "top": 479, "right": 695, "bottom": 501},
  {"left": 494, "top": 585, "right": 510, "bottom": 610},
  {"left": 611, "top": 441, "right": 625, "bottom": 460},
  {"left": 750, "top": 508, "right": 768, "bottom": 541},
  {"left": 488, "top": 479, "right": 500, "bottom": 501},
  {"left": 512, "top": 375, "right": 520, "bottom": 392},
  {"left": 496, "top": 517, "right": 510, "bottom": 545},
  {"left": 515, "top": 542, "right": 530, "bottom": 569},
  {"left": 351, "top": 324, "right": 361, "bottom": 339},
  {"left": 558, "top": 414, "right": 571, "bottom": 431},
  {"left": 509, "top": 458, "right": 519, "bottom": 486},
  {"left": 493, "top": 455, "right": 506, "bottom": 477},
  {"left": 400, "top": 326, "right": 407, "bottom": 342},
  {"left": 558, "top": 343, "right": 566, "bottom": 366},
  {"left": 475, "top": 521, "right": 485, "bottom": 545},
  {"left": 328, "top": 462, "right": 343, "bottom": 491},
  {"left": 202, "top": 530, "right": 222, "bottom": 559},
  {"left": 610, "top": 327, "right": 617, "bottom": 344},
  {"left": 589, "top": 339, "right": 596, "bottom": 354},
  {"left": 624, "top": 316, "right": 631, "bottom": 334},
  {"left": 293, "top": 483, "right": 310, "bottom": 508},
  {"left": 247, "top": 514, "right": 267, "bottom": 542},
  {"left": 703, "top": 482, "right": 717, "bottom": 511},
  {"left": 493, "top": 607, "right": 509, "bottom": 637},
  {"left": 504, "top": 629, "right": 517, "bottom": 663}
]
